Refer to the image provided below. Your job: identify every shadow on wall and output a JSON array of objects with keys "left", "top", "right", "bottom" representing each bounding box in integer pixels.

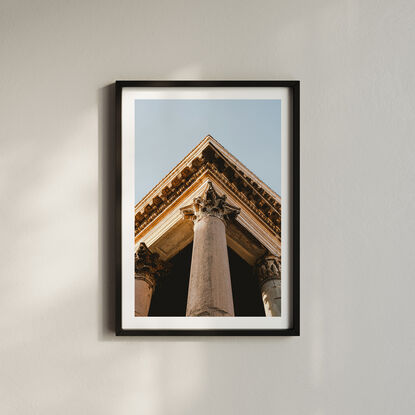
[{"left": 98, "top": 84, "right": 117, "bottom": 339}]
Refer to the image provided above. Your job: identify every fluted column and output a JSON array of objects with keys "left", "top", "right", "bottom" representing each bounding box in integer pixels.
[
  {"left": 134, "top": 242, "right": 167, "bottom": 316},
  {"left": 255, "top": 254, "right": 281, "bottom": 316},
  {"left": 181, "top": 182, "right": 240, "bottom": 316}
]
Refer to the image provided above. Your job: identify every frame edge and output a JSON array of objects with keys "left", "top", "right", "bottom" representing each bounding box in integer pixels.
[{"left": 114, "top": 80, "right": 300, "bottom": 336}]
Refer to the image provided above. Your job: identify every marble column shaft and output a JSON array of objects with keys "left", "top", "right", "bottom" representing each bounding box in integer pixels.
[
  {"left": 256, "top": 255, "right": 281, "bottom": 317},
  {"left": 134, "top": 277, "right": 155, "bottom": 317},
  {"left": 181, "top": 182, "right": 240, "bottom": 317}
]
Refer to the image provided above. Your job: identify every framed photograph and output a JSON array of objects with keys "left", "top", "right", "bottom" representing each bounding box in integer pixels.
[{"left": 115, "top": 81, "right": 299, "bottom": 335}]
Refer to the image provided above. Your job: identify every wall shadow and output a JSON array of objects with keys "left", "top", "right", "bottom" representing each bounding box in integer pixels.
[{"left": 98, "top": 84, "right": 117, "bottom": 339}]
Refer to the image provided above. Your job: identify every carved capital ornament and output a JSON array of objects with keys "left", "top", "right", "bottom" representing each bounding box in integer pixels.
[
  {"left": 135, "top": 242, "right": 169, "bottom": 289},
  {"left": 255, "top": 254, "right": 281, "bottom": 287},
  {"left": 181, "top": 181, "right": 241, "bottom": 224}
]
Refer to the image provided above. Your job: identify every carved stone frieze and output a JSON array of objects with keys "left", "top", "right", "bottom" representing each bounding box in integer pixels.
[
  {"left": 255, "top": 254, "right": 281, "bottom": 287},
  {"left": 135, "top": 140, "right": 281, "bottom": 239},
  {"left": 135, "top": 242, "right": 169, "bottom": 289},
  {"left": 207, "top": 162, "right": 281, "bottom": 234}
]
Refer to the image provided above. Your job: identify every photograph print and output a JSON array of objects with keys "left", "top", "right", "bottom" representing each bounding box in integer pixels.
[{"left": 116, "top": 81, "right": 299, "bottom": 335}]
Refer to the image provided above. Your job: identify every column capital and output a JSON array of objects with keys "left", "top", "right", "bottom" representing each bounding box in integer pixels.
[
  {"left": 135, "top": 242, "right": 169, "bottom": 289},
  {"left": 180, "top": 181, "right": 240, "bottom": 224},
  {"left": 255, "top": 254, "right": 281, "bottom": 287}
]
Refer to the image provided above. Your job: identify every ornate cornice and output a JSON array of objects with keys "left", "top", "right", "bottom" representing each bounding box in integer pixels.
[
  {"left": 135, "top": 137, "right": 281, "bottom": 239},
  {"left": 180, "top": 181, "right": 240, "bottom": 224},
  {"left": 255, "top": 254, "right": 281, "bottom": 287},
  {"left": 135, "top": 242, "right": 169, "bottom": 289}
]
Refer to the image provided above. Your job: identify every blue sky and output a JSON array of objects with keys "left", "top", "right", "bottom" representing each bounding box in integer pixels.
[{"left": 135, "top": 99, "right": 281, "bottom": 203}]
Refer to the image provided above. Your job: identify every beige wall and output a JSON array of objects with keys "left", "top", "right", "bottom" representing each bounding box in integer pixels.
[{"left": 1, "top": 1, "right": 414, "bottom": 413}]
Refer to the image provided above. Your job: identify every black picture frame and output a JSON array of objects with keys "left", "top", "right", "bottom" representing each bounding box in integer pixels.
[{"left": 115, "top": 80, "right": 300, "bottom": 336}]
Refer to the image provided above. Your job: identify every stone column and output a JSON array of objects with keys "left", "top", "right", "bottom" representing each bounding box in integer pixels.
[
  {"left": 255, "top": 254, "right": 281, "bottom": 317},
  {"left": 181, "top": 181, "right": 240, "bottom": 316},
  {"left": 134, "top": 242, "right": 167, "bottom": 317}
]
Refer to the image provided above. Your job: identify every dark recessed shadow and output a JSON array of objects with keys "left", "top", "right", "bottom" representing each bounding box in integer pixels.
[{"left": 98, "top": 84, "right": 117, "bottom": 339}]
